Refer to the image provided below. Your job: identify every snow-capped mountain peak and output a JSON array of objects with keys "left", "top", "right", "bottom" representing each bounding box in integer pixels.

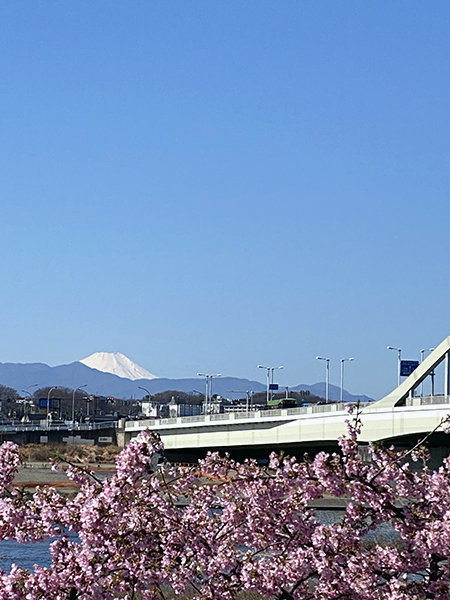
[{"left": 80, "top": 352, "right": 157, "bottom": 380}]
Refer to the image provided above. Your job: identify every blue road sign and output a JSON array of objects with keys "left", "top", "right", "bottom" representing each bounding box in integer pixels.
[{"left": 400, "top": 360, "right": 419, "bottom": 377}]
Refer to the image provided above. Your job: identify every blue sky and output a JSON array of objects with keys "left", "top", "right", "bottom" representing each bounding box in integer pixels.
[{"left": 1, "top": 1, "right": 449, "bottom": 399}]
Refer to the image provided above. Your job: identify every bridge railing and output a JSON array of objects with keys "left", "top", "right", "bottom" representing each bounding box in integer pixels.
[
  {"left": 127, "top": 402, "right": 354, "bottom": 431},
  {"left": 405, "top": 395, "right": 450, "bottom": 406},
  {"left": 209, "top": 414, "right": 231, "bottom": 421},
  {"left": 0, "top": 422, "right": 119, "bottom": 434},
  {"left": 235, "top": 411, "right": 262, "bottom": 420}
]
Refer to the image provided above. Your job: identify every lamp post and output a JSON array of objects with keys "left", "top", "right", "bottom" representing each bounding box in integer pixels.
[
  {"left": 211, "top": 374, "right": 222, "bottom": 404},
  {"left": 230, "top": 390, "right": 253, "bottom": 412},
  {"left": 316, "top": 357, "right": 330, "bottom": 403},
  {"left": 198, "top": 374, "right": 209, "bottom": 411},
  {"left": 47, "top": 387, "right": 57, "bottom": 425},
  {"left": 420, "top": 349, "right": 425, "bottom": 397},
  {"left": 247, "top": 390, "right": 253, "bottom": 411},
  {"left": 21, "top": 384, "right": 38, "bottom": 419},
  {"left": 387, "top": 346, "right": 402, "bottom": 386},
  {"left": 86, "top": 395, "right": 91, "bottom": 418},
  {"left": 138, "top": 386, "right": 151, "bottom": 398},
  {"left": 427, "top": 347, "right": 436, "bottom": 397},
  {"left": 22, "top": 383, "right": 38, "bottom": 402},
  {"left": 138, "top": 385, "right": 154, "bottom": 417},
  {"left": 72, "top": 385, "right": 87, "bottom": 424},
  {"left": 340, "top": 357, "right": 354, "bottom": 403},
  {"left": 24, "top": 383, "right": 38, "bottom": 395},
  {"left": 270, "top": 366, "right": 283, "bottom": 401},
  {"left": 258, "top": 365, "right": 284, "bottom": 403},
  {"left": 197, "top": 373, "right": 221, "bottom": 414},
  {"left": 420, "top": 348, "right": 435, "bottom": 396},
  {"left": 258, "top": 365, "right": 270, "bottom": 404},
  {"left": 21, "top": 383, "right": 38, "bottom": 402}
]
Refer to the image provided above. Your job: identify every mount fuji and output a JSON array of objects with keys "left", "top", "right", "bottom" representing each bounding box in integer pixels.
[{"left": 80, "top": 352, "right": 157, "bottom": 381}]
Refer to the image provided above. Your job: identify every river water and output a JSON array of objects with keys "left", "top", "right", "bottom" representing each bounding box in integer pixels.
[
  {"left": 0, "top": 539, "right": 53, "bottom": 572},
  {"left": 0, "top": 510, "right": 397, "bottom": 573}
]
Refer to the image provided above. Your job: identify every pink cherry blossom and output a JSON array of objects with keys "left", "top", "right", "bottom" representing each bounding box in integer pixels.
[{"left": 0, "top": 407, "right": 446, "bottom": 598}]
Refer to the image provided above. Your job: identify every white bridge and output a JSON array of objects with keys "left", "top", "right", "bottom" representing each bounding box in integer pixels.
[{"left": 124, "top": 336, "right": 450, "bottom": 454}]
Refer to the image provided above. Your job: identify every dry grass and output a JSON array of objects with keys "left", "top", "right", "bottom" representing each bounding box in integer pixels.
[{"left": 18, "top": 443, "right": 120, "bottom": 464}]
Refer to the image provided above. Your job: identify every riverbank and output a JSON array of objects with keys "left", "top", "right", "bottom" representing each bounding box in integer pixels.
[
  {"left": 18, "top": 443, "right": 120, "bottom": 464},
  {"left": 12, "top": 464, "right": 352, "bottom": 509},
  {"left": 13, "top": 463, "right": 116, "bottom": 494},
  {"left": 12, "top": 444, "right": 353, "bottom": 508}
]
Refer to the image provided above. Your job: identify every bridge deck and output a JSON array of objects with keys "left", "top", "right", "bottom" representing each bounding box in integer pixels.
[{"left": 124, "top": 396, "right": 450, "bottom": 450}]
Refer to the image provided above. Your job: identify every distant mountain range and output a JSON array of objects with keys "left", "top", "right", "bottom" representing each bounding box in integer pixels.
[{"left": 0, "top": 352, "right": 374, "bottom": 403}]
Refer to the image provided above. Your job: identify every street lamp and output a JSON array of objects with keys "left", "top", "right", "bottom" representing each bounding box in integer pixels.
[
  {"left": 138, "top": 385, "right": 152, "bottom": 399},
  {"left": 138, "top": 386, "right": 157, "bottom": 417},
  {"left": 340, "top": 357, "right": 354, "bottom": 403},
  {"left": 47, "top": 387, "right": 57, "bottom": 425},
  {"left": 21, "top": 383, "right": 38, "bottom": 402},
  {"left": 21, "top": 384, "right": 38, "bottom": 419},
  {"left": 72, "top": 385, "right": 87, "bottom": 424},
  {"left": 420, "top": 347, "right": 435, "bottom": 397},
  {"left": 197, "top": 374, "right": 209, "bottom": 410},
  {"left": 21, "top": 383, "right": 38, "bottom": 400},
  {"left": 197, "top": 373, "right": 222, "bottom": 414},
  {"left": 230, "top": 390, "right": 254, "bottom": 412},
  {"left": 86, "top": 395, "right": 94, "bottom": 418},
  {"left": 257, "top": 365, "right": 284, "bottom": 403},
  {"left": 426, "top": 348, "right": 436, "bottom": 397},
  {"left": 316, "top": 357, "right": 330, "bottom": 403},
  {"left": 387, "top": 346, "right": 402, "bottom": 386},
  {"left": 24, "top": 383, "right": 38, "bottom": 394}
]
